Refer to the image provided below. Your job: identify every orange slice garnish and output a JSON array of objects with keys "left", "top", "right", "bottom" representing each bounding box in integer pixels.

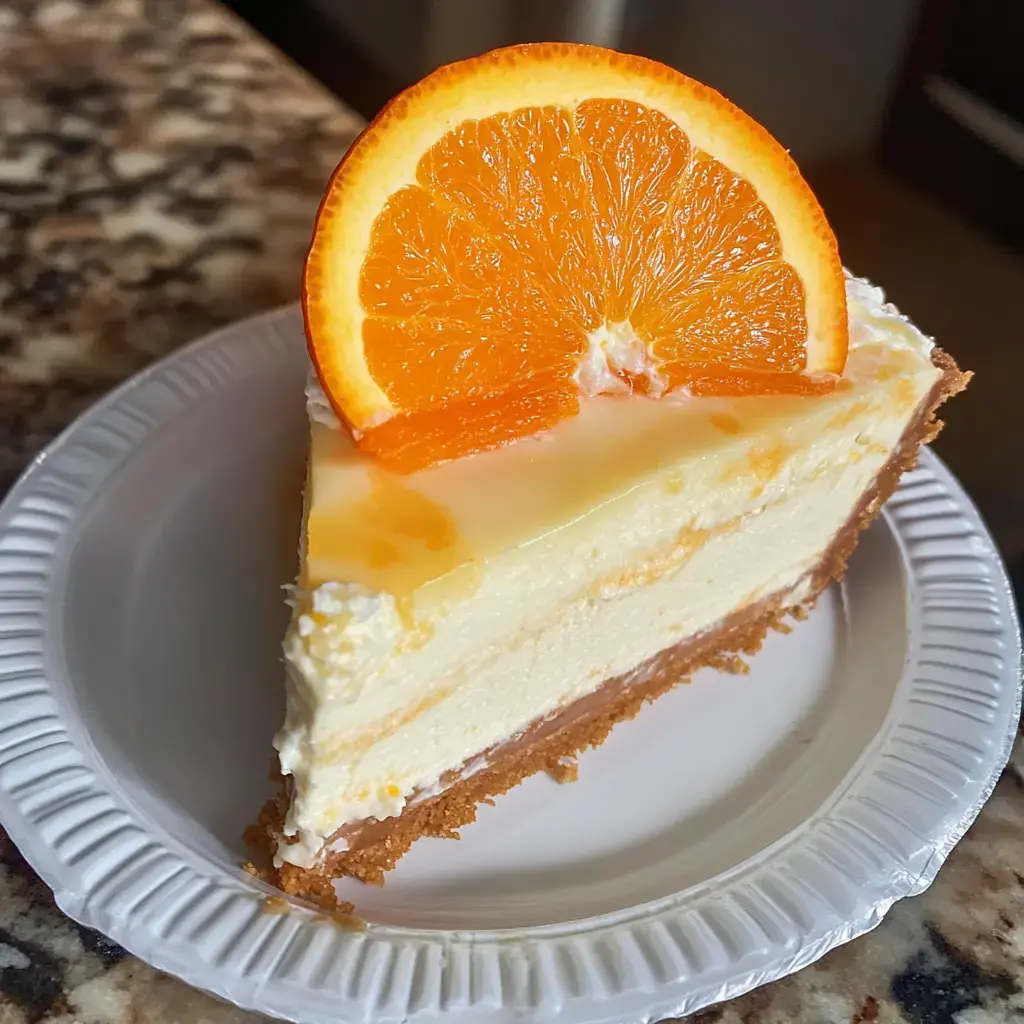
[{"left": 304, "top": 43, "right": 848, "bottom": 472}]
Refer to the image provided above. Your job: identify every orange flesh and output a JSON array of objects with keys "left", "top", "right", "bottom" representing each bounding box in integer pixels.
[{"left": 354, "top": 98, "right": 830, "bottom": 471}]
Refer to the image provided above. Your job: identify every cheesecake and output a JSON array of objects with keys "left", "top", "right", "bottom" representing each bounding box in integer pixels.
[
  {"left": 253, "top": 274, "right": 966, "bottom": 905},
  {"left": 244, "top": 42, "right": 969, "bottom": 907}
]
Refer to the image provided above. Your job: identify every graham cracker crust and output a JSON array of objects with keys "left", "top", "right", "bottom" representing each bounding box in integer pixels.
[{"left": 247, "top": 350, "right": 968, "bottom": 909}]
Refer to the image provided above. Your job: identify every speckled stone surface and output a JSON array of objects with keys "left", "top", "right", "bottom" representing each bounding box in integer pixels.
[
  {"left": 1, "top": 2, "right": 1023, "bottom": 1022},
  {"left": 0, "top": 0, "right": 361, "bottom": 493}
]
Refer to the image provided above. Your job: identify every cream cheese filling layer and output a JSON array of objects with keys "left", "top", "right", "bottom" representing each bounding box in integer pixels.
[{"left": 275, "top": 276, "right": 941, "bottom": 867}]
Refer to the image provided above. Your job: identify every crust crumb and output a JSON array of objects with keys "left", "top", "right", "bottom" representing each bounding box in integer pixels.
[
  {"left": 546, "top": 756, "right": 579, "bottom": 784},
  {"left": 706, "top": 653, "right": 750, "bottom": 675},
  {"left": 331, "top": 907, "right": 364, "bottom": 929}
]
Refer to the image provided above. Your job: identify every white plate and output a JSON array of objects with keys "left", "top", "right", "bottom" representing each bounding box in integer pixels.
[{"left": 0, "top": 307, "right": 1019, "bottom": 1024}]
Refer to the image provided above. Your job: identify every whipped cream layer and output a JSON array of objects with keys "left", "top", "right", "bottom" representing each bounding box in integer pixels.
[{"left": 276, "top": 276, "right": 941, "bottom": 867}]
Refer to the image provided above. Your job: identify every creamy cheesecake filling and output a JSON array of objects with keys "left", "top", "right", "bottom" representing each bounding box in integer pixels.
[{"left": 275, "top": 275, "right": 943, "bottom": 868}]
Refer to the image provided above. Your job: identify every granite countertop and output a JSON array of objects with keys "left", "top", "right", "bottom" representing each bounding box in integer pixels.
[{"left": 1, "top": 2, "right": 1023, "bottom": 1022}]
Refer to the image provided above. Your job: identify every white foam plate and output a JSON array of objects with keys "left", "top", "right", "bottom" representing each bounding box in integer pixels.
[{"left": 0, "top": 307, "right": 1019, "bottom": 1024}]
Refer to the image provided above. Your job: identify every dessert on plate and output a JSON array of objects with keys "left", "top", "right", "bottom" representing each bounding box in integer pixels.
[{"left": 248, "top": 43, "right": 968, "bottom": 906}]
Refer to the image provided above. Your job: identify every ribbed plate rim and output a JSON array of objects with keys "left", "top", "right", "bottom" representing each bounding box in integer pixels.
[{"left": 0, "top": 304, "right": 1019, "bottom": 1024}]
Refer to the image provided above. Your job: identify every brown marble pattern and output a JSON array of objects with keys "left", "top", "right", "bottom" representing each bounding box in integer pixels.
[
  {"left": 0, "top": 0, "right": 361, "bottom": 492},
  {"left": 0, "top": 1, "right": 1023, "bottom": 1023}
]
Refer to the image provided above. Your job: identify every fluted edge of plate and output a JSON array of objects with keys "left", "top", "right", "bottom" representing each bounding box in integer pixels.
[{"left": 0, "top": 304, "right": 1020, "bottom": 1024}]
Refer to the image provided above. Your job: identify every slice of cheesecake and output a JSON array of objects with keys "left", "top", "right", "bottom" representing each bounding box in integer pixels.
[
  {"left": 255, "top": 275, "right": 966, "bottom": 904},
  {"left": 246, "top": 42, "right": 970, "bottom": 906}
]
